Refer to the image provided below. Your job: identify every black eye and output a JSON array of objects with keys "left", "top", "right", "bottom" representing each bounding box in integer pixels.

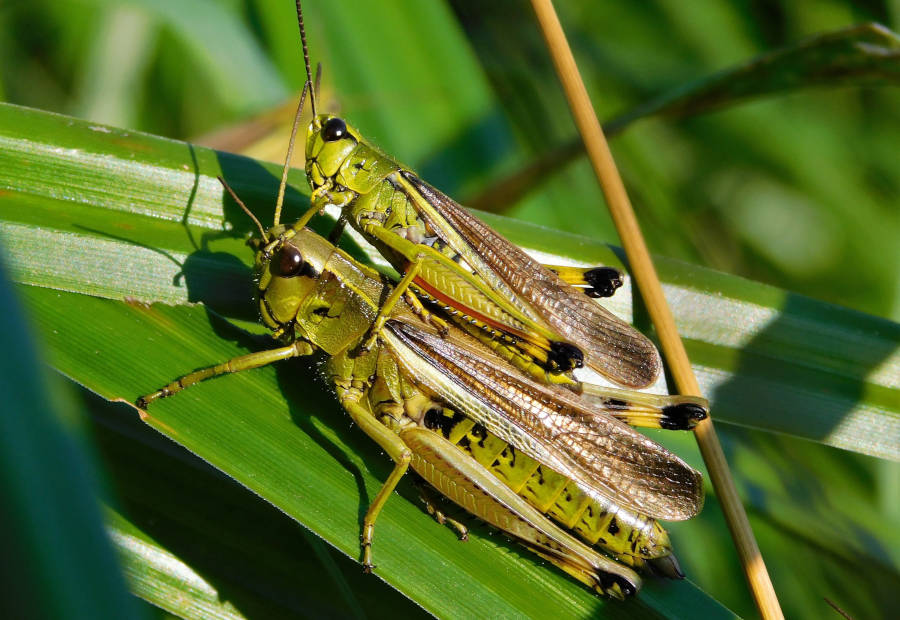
[
  {"left": 277, "top": 245, "right": 305, "bottom": 277},
  {"left": 322, "top": 117, "right": 347, "bottom": 142}
]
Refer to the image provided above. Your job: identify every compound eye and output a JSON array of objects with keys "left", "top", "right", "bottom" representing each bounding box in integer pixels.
[
  {"left": 322, "top": 117, "right": 347, "bottom": 142},
  {"left": 277, "top": 245, "right": 305, "bottom": 278}
]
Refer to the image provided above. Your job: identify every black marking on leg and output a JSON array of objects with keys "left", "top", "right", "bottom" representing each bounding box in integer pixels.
[
  {"left": 548, "top": 341, "right": 584, "bottom": 371},
  {"left": 596, "top": 571, "right": 638, "bottom": 597},
  {"left": 667, "top": 555, "right": 685, "bottom": 580},
  {"left": 605, "top": 398, "right": 628, "bottom": 411},
  {"left": 660, "top": 402, "right": 708, "bottom": 430},
  {"left": 613, "top": 575, "right": 638, "bottom": 597},
  {"left": 584, "top": 267, "right": 623, "bottom": 298}
]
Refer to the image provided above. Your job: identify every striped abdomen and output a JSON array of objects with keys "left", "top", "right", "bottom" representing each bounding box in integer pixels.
[{"left": 421, "top": 407, "right": 677, "bottom": 572}]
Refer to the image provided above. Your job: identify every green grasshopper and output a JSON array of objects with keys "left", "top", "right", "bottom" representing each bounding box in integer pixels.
[
  {"left": 279, "top": 0, "right": 661, "bottom": 389},
  {"left": 139, "top": 178, "right": 706, "bottom": 599}
]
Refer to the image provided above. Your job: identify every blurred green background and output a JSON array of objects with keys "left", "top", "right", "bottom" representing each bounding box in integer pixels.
[
  {"left": 1, "top": 0, "right": 898, "bottom": 618},
  {"left": 4, "top": 0, "right": 897, "bottom": 319}
]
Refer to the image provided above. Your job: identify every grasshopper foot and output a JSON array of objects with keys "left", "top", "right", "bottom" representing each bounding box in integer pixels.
[
  {"left": 360, "top": 536, "right": 376, "bottom": 572},
  {"left": 433, "top": 316, "right": 450, "bottom": 338},
  {"left": 403, "top": 290, "right": 450, "bottom": 337},
  {"left": 427, "top": 504, "right": 469, "bottom": 541}
]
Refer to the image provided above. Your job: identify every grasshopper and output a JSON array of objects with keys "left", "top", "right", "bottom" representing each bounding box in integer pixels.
[
  {"left": 139, "top": 177, "right": 706, "bottom": 598},
  {"left": 280, "top": 0, "right": 661, "bottom": 388}
]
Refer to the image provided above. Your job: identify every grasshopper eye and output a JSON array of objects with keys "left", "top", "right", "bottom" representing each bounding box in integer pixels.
[
  {"left": 277, "top": 245, "right": 306, "bottom": 277},
  {"left": 322, "top": 117, "right": 347, "bottom": 142}
]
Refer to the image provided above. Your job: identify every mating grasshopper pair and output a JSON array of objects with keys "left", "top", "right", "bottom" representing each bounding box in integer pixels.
[
  {"left": 139, "top": 212, "right": 706, "bottom": 598},
  {"left": 139, "top": 0, "right": 707, "bottom": 599}
]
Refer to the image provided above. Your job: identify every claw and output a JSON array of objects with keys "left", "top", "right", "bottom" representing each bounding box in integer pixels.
[{"left": 434, "top": 317, "right": 450, "bottom": 337}]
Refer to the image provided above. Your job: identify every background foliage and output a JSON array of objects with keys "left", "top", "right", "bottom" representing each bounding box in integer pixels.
[{"left": 1, "top": 0, "right": 898, "bottom": 618}]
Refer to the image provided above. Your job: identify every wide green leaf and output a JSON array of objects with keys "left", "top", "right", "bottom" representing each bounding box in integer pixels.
[
  {"left": 85, "top": 391, "right": 426, "bottom": 619},
  {"left": 2, "top": 100, "right": 898, "bottom": 616},
  {"left": 3, "top": 2, "right": 899, "bottom": 618},
  {"left": 1, "top": 103, "right": 732, "bottom": 618},
  {"left": 2, "top": 103, "right": 896, "bottom": 460}
]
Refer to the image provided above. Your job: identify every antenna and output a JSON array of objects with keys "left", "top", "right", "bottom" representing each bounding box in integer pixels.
[
  {"left": 314, "top": 62, "right": 322, "bottom": 106},
  {"left": 272, "top": 81, "right": 309, "bottom": 227},
  {"left": 271, "top": 0, "right": 317, "bottom": 227},
  {"left": 295, "top": 0, "right": 317, "bottom": 117},
  {"left": 217, "top": 176, "right": 268, "bottom": 243}
]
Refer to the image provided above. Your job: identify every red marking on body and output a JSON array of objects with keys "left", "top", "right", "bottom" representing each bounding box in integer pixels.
[{"left": 412, "top": 275, "right": 548, "bottom": 351}]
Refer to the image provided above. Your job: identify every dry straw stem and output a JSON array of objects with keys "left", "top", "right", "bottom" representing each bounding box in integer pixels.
[{"left": 527, "top": 0, "right": 784, "bottom": 617}]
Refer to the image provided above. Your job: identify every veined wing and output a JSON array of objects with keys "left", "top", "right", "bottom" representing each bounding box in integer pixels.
[
  {"left": 397, "top": 171, "right": 661, "bottom": 388},
  {"left": 362, "top": 223, "right": 563, "bottom": 349},
  {"left": 384, "top": 318, "right": 703, "bottom": 521}
]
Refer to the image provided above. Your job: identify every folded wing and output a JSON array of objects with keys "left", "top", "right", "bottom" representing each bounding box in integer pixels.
[
  {"left": 402, "top": 172, "right": 660, "bottom": 388},
  {"left": 385, "top": 319, "right": 703, "bottom": 521}
]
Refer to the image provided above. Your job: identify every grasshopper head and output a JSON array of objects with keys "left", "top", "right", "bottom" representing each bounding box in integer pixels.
[
  {"left": 254, "top": 227, "right": 376, "bottom": 355},
  {"left": 305, "top": 113, "right": 361, "bottom": 190},
  {"left": 255, "top": 227, "right": 321, "bottom": 339}
]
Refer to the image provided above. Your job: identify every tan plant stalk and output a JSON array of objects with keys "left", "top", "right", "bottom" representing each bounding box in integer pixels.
[{"left": 527, "top": 1, "right": 784, "bottom": 617}]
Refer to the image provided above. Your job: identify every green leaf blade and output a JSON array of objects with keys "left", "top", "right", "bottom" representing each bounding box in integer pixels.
[{"left": 1, "top": 102, "right": 896, "bottom": 617}]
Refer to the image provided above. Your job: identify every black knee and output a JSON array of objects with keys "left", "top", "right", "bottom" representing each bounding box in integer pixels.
[
  {"left": 584, "top": 267, "right": 623, "bottom": 298},
  {"left": 548, "top": 341, "right": 584, "bottom": 371},
  {"left": 660, "top": 402, "right": 708, "bottom": 430}
]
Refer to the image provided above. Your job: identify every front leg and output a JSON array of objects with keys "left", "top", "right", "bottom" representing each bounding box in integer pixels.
[
  {"left": 137, "top": 340, "right": 314, "bottom": 408},
  {"left": 296, "top": 182, "right": 357, "bottom": 229},
  {"left": 360, "top": 254, "right": 426, "bottom": 352}
]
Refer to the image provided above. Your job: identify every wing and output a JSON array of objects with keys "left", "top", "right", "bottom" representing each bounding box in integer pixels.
[
  {"left": 399, "top": 171, "right": 660, "bottom": 388},
  {"left": 384, "top": 318, "right": 703, "bottom": 521}
]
